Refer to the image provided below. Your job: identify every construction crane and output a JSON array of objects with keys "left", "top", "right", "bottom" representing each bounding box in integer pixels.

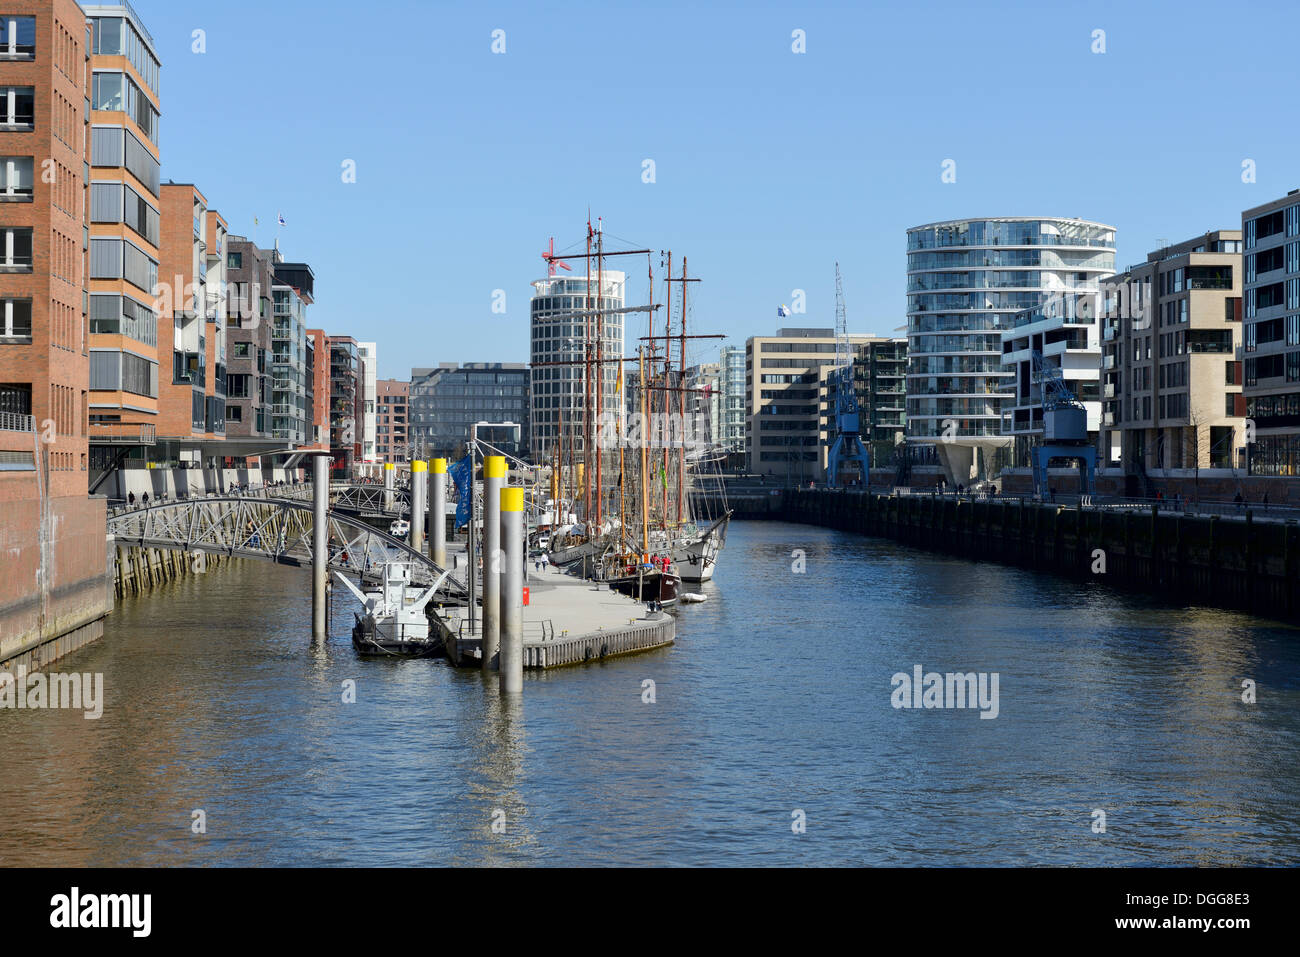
[
  {"left": 825, "top": 263, "right": 869, "bottom": 489},
  {"left": 1030, "top": 350, "right": 1096, "bottom": 496}
]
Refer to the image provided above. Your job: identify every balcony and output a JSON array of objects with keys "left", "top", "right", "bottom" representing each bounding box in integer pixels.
[
  {"left": 88, "top": 422, "right": 157, "bottom": 446},
  {"left": 0, "top": 411, "right": 34, "bottom": 433}
]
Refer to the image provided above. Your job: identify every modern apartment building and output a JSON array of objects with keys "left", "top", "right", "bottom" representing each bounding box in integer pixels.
[
  {"left": 376, "top": 377, "right": 408, "bottom": 463},
  {"left": 719, "top": 345, "right": 745, "bottom": 466},
  {"left": 222, "top": 238, "right": 316, "bottom": 460},
  {"left": 1100, "top": 231, "right": 1243, "bottom": 477},
  {"left": 683, "top": 361, "right": 721, "bottom": 446},
  {"left": 328, "top": 334, "right": 358, "bottom": 473},
  {"left": 224, "top": 235, "right": 272, "bottom": 440},
  {"left": 529, "top": 270, "right": 625, "bottom": 462},
  {"left": 357, "top": 340, "right": 377, "bottom": 465},
  {"left": 1242, "top": 191, "right": 1300, "bottom": 477},
  {"left": 305, "top": 327, "right": 328, "bottom": 449},
  {"left": 853, "top": 337, "right": 908, "bottom": 461},
  {"left": 410, "top": 361, "right": 529, "bottom": 460},
  {"left": 155, "top": 182, "right": 227, "bottom": 461},
  {"left": 745, "top": 327, "right": 878, "bottom": 480},
  {"left": 85, "top": 3, "right": 161, "bottom": 468},
  {"left": 1000, "top": 290, "right": 1103, "bottom": 466},
  {"left": 906, "top": 217, "right": 1116, "bottom": 484},
  {"left": 269, "top": 274, "right": 309, "bottom": 444}
]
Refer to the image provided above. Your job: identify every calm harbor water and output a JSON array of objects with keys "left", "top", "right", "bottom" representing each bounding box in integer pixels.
[{"left": 1, "top": 520, "right": 1298, "bottom": 866}]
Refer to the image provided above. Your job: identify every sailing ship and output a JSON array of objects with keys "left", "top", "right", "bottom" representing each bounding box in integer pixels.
[{"left": 537, "top": 217, "right": 729, "bottom": 599}]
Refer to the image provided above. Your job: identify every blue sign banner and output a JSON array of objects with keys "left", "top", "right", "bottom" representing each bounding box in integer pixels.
[{"left": 448, "top": 454, "right": 473, "bottom": 529}]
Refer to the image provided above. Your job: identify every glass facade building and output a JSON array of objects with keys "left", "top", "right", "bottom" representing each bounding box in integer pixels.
[
  {"left": 905, "top": 217, "right": 1116, "bottom": 481},
  {"left": 529, "top": 271, "right": 625, "bottom": 462},
  {"left": 409, "top": 363, "right": 529, "bottom": 460}
]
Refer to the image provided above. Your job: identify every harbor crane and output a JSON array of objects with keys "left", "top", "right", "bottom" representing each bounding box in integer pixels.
[
  {"left": 825, "top": 263, "right": 869, "bottom": 489},
  {"left": 1030, "top": 350, "right": 1096, "bottom": 496}
]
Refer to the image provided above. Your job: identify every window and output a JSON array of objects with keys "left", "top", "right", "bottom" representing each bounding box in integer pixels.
[
  {"left": 0, "top": 155, "right": 31, "bottom": 200},
  {"left": 1, "top": 298, "right": 31, "bottom": 338},
  {"left": 0, "top": 86, "right": 34, "bottom": 128},
  {"left": 0, "top": 227, "right": 32, "bottom": 270},
  {"left": 92, "top": 72, "right": 124, "bottom": 112},
  {"left": 228, "top": 251, "right": 242, "bottom": 269},
  {"left": 232, "top": 341, "right": 251, "bottom": 358},
  {"left": 0, "top": 17, "right": 34, "bottom": 59}
]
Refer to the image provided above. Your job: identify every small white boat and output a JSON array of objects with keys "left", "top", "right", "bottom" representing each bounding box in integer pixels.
[
  {"left": 680, "top": 592, "right": 708, "bottom": 604},
  {"left": 334, "top": 563, "right": 450, "bottom": 657},
  {"left": 389, "top": 518, "right": 410, "bottom": 538}
]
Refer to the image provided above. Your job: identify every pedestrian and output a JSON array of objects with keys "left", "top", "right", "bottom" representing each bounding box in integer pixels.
[
  {"left": 128, "top": 491, "right": 136, "bottom": 508},
  {"left": 1263, "top": 491, "right": 1270, "bottom": 507},
  {"left": 1234, "top": 491, "right": 1244, "bottom": 512},
  {"left": 142, "top": 491, "right": 149, "bottom": 506}
]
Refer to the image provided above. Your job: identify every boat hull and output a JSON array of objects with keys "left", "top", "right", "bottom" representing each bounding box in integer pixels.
[
  {"left": 606, "top": 569, "right": 680, "bottom": 606},
  {"left": 351, "top": 618, "right": 442, "bottom": 658}
]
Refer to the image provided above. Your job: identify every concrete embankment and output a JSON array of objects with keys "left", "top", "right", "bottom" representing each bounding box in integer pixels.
[{"left": 766, "top": 489, "right": 1299, "bottom": 622}]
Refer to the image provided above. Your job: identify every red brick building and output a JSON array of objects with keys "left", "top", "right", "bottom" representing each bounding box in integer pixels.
[
  {"left": 0, "top": 1, "right": 111, "bottom": 670},
  {"left": 376, "top": 377, "right": 408, "bottom": 463}
]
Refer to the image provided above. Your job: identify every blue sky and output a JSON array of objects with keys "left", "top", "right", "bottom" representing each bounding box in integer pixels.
[{"left": 141, "top": 0, "right": 1300, "bottom": 379}]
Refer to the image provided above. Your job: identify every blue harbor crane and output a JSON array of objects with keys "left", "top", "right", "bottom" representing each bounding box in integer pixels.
[
  {"left": 1030, "top": 350, "right": 1096, "bottom": 497},
  {"left": 825, "top": 263, "right": 869, "bottom": 489}
]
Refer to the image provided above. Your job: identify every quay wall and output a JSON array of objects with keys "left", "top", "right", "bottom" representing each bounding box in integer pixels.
[
  {"left": 111, "top": 543, "right": 238, "bottom": 600},
  {"left": 734, "top": 489, "right": 1299, "bottom": 622},
  {"left": 0, "top": 484, "right": 113, "bottom": 673}
]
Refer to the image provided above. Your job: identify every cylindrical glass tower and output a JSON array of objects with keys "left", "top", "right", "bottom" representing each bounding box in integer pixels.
[{"left": 905, "top": 217, "right": 1116, "bottom": 482}]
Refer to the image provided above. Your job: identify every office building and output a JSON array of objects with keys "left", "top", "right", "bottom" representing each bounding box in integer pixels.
[
  {"left": 410, "top": 361, "right": 529, "bottom": 460},
  {"left": 745, "top": 327, "right": 878, "bottom": 480}
]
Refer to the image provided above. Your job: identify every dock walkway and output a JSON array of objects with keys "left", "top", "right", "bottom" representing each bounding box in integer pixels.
[{"left": 436, "top": 550, "right": 675, "bottom": 669}]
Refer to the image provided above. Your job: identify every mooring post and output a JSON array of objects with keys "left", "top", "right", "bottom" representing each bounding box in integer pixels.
[
  {"left": 482, "top": 455, "right": 506, "bottom": 671},
  {"left": 312, "top": 453, "right": 329, "bottom": 639},
  {"left": 431, "top": 458, "right": 447, "bottom": 569},
  {"left": 410, "top": 459, "right": 427, "bottom": 554},
  {"left": 383, "top": 462, "right": 395, "bottom": 513},
  {"left": 500, "top": 486, "right": 524, "bottom": 694}
]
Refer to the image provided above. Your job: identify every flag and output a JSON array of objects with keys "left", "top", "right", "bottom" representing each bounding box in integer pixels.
[
  {"left": 278, "top": 213, "right": 287, "bottom": 227},
  {"left": 254, "top": 216, "right": 259, "bottom": 227},
  {"left": 778, "top": 305, "right": 791, "bottom": 317},
  {"left": 616, "top": 364, "right": 623, "bottom": 394},
  {"left": 448, "top": 454, "right": 473, "bottom": 529}
]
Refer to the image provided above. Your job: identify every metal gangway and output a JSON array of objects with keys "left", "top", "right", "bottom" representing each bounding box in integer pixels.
[{"left": 106, "top": 496, "right": 468, "bottom": 600}]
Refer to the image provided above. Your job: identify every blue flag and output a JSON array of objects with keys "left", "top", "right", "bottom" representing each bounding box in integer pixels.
[{"left": 448, "top": 454, "right": 473, "bottom": 529}]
